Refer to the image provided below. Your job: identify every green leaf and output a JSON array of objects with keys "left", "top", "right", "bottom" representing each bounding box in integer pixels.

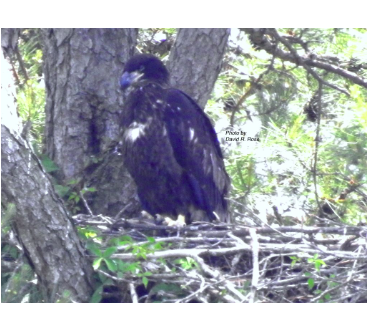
[
  {"left": 93, "top": 258, "right": 103, "bottom": 269},
  {"left": 146, "top": 237, "right": 156, "bottom": 243},
  {"left": 40, "top": 155, "right": 59, "bottom": 172},
  {"left": 154, "top": 242, "right": 164, "bottom": 250},
  {"left": 54, "top": 185, "right": 70, "bottom": 197},
  {"left": 142, "top": 271, "right": 152, "bottom": 277},
  {"left": 104, "top": 259, "right": 117, "bottom": 272},
  {"left": 307, "top": 278, "right": 315, "bottom": 289},
  {"left": 313, "top": 258, "right": 326, "bottom": 271},
  {"left": 87, "top": 244, "right": 102, "bottom": 257},
  {"left": 289, "top": 256, "right": 300, "bottom": 267},
  {"left": 142, "top": 276, "right": 149, "bottom": 288},
  {"left": 119, "top": 235, "right": 133, "bottom": 243},
  {"left": 77, "top": 227, "right": 98, "bottom": 239},
  {"left": 90, "top": 286, "right": 103, "bottom": 303},
  {"left": 103, "top": 247, "right": 117, "bottom": 258},
  {"left": 68, "top": 192, "right": 77, "bottom": 201},
  {"left": 121, "top": 262, "right": 141, "bottom": 273}
]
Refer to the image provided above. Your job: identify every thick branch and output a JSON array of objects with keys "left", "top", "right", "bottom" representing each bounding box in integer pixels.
[{"left": 1, "top": 126, "right": 94, "bottom": 302}]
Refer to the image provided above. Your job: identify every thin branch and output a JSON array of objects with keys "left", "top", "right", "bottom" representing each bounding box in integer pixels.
[
  {"left": 129, "top": 283, "right": 138, "bottom": 303},
  {"left": 230, "top": 51, "right": 276, "bottom": 127},
  {"left": 312, "top": 85, "right": 323, "bottom": 213},
  {"left": 268, "top": 29, "right": 350, "bottom": 96},
  {"left": 79, "top": 190, "right": 93, "bottom": 216},
  {"left": 241, "top": 28, "right": 366, "bottom": 90},
  {"left": 249, "top": 228, "right": 260, "bottom": 303}
]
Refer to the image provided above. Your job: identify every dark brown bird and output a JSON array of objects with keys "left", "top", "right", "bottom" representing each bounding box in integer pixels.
[{"left": 120, "top": 54, "right": 230, "bottom": 226}]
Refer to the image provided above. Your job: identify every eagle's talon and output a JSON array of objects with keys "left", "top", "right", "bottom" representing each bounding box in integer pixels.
[{"left": 164, "top": 215, "right": 186, "bottom": 228}]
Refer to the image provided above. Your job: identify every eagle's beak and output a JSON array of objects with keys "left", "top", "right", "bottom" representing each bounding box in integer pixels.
[{"left": 120, "top": 71, "right": 143, "bottom": 90}]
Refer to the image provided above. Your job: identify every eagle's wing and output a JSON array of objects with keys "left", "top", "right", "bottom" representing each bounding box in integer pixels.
[{"left": 164, "top": 88, "right": 230, "bottom": 222}]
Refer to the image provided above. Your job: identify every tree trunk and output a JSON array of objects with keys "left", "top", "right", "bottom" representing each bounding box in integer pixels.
[
  {"left": 1, "top": 28, "right": 21, "bottom": 57},
  {"left": 40, "top": 28, "right": 140, "bottom": 217},
  {"left": 167, "top": 28, "right": 230, "bottom": 108},
  {"left": 2, "top": 126, "right": 95, "bottom": 302},
  {"left": 1, "top": 53, "right": 95, "bottom": 302},
  {"left": 41, "top": 28, "right": 138, "bottom": 181}
]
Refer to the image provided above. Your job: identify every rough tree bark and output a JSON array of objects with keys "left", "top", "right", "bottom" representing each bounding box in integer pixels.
[
  {"left": 167, "top": 28, "right": 230, "bottom": 108},
  {"left": 2, "top": 127, "right": 95, "bottom": 302},
  {"left": 41, "top": 28, "right": 139, "bottom": 217},
  {"left": 1, "top": 54, "right": 95, "bottom": 302},
  {"left": 1, "top": 28, "right": 20, "bottom": 57},
  {"left": 41, "top": 28, "right": 138, "bottom": 181}
]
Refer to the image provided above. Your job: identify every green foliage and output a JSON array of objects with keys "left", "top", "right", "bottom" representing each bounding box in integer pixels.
[
  {"left": 40, "top": 155, "right": 59, "bottom": 173},
  {"left": 15, "top": 29, "right": 45, "bottom": 155},
  {"left": 1, "top": 203, "right": 17, "bottom": 234},
  {"left": 209, "top": 28, "right": 367, "bottom": 226},
  {"left": 307, "top": 278, "right": 315, "bottom": 290},
  {"left": 290, "top": 255, "right": 337, "bottom": 301},
  {"left": 52, "top": 177, "right": 97, "bottom": 214},
  {"left": 84, "top": 232, "right": 168, "bottom": 302},
  {"left": 77, "top": 226, "right": 99, "bottom": 240},
  {"left": 1, "top": 262, "right": 40, "bottom": 303},
  {"left": 289, "top": 255, "right": 301, "bottom": 267},
  {"left": 308, "top": 254, "right": 326, "bottom": 271},
  {"left": 174, "top": 257, "right": 199, "bottom": 270},
  {"left": 90, "top": 285, "right": 103, "bottom": 303}
]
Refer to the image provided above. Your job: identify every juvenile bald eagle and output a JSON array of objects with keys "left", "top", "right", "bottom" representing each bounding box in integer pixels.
[{"left": 120, "top": 54, "right": 230, "bottom": 226}]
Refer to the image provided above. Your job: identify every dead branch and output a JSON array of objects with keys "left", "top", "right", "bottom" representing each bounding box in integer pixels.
[{"left": 75, "top": 215, "right": 367, "bottom": 303}]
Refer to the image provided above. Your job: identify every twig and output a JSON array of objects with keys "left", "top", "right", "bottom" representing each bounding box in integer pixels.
[
  {"left": 312, "top": 85, "right": 323, "bottom": 213},
  {"left": 268, "top": 29, "right": 350, "bottom": 96},
  {"left": 249, "top": 228, "right": 260, "bottom": 303},
  {"left": 79, "top": 190, "right": 93, "bottom": 216},
  {"left": 129, "top": 283, "right": 138, "bottom": 303}
]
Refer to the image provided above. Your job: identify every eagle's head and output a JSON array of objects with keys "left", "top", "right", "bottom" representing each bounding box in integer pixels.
[{"left": 120, "top": 54, "right": 169, "bottom": 90}]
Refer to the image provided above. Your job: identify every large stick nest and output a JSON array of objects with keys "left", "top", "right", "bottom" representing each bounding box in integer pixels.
[{"left": 73, "top": 214, "right": 367, "bottom": 303}]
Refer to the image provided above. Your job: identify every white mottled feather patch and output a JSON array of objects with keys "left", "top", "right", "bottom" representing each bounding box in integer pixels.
[
  {"left": 189, "top": 128, "right": 195, "bottom": 141},
  {"left": 124, "top": 118, "right": 152, "bottom": 142}
]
